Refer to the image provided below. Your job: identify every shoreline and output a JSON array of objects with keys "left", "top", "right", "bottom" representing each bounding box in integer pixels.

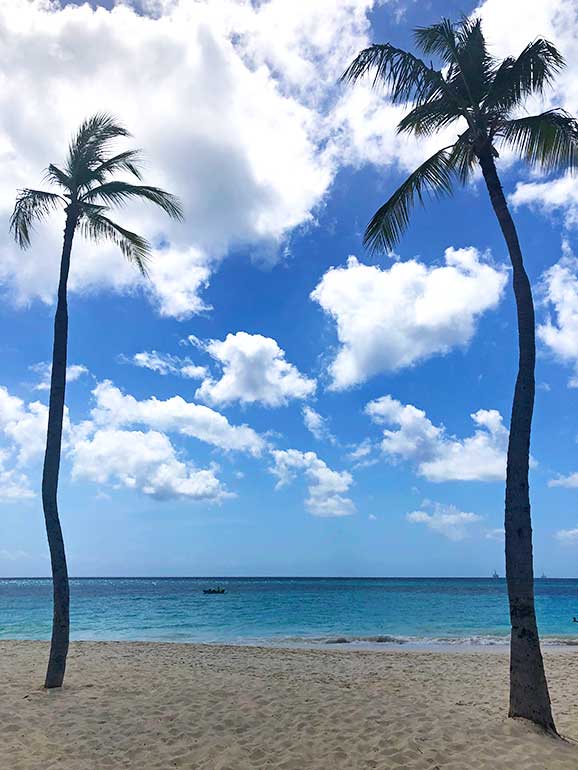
[
  {"left": 4, "top": 634, "right": 578, "bottom": 653},
  {"left": 4, "top": 640, "right": 578, "bottom": 769}
]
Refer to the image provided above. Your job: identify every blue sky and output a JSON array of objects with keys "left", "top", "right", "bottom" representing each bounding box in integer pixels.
[{"left": 1, "top": 0, "right": 578, "bottom": 577}]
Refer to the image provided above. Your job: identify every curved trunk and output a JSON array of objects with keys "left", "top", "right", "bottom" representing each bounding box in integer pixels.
[
  {"left": 478, "top": 151, "right": 555, "bottom": 732},
  {"left": 43, "top": 207, "right": 76, "bottom": 689}
]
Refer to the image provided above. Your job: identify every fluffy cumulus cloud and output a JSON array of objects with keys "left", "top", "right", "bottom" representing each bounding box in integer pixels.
[
  {"left": 0, "top": 377, "right": 364, "bottom": 511},
  {"left": 71, "top": 428, "right": 228, "bottom": 501},
  {"left": 0, "top": 385, "right": 81, "bottom": 500},
  {"left": 366, "top": 395, "right": 508, "bottom": 482},
  {"left": 195, "top": 332, "right": 316, "bottom": 407},
  {"left": 0, "top": 0, "right": 379, "bottom": 315},
  {"left": 407, "top": 502, "right": 482, "bottom": 541},
  {"left": 0, "top": 386, "right": 83, "bottom": 465},
  {"left": 144, "top": 247, "right": 212, "bottom": 320},
  {"left": 311, "top": 248, "right": 507, "bottom": 389},
  {"left": 270, "top": 448, "right": 355, "bottom": 517},
  {"left": 0, "top": 379, "right": 265, "bottom": 503},
  {"left": 91, "top": 380, "right": 266, "bottom": 455},
  {"left": 538, "top": 245, "right": 578, "bottom": 386},
  {"left": 510, "top": 176, "right": 578, "bottom": 230}
]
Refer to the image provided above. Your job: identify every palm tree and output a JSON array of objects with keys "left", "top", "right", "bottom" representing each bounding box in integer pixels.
[
  {"left": 10, "top": 114, "right": 183, "bottom": 688},
  {"left": 342, "top": 18, "right": 578, "bottom": 731}
]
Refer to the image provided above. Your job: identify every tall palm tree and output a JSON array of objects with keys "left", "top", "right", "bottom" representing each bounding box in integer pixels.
[
  {"left": 342, "top": 18, "right": 578, "bottom": 731},
  {"left": 10, "top": 114, "right": 183, "bottom": 689}
]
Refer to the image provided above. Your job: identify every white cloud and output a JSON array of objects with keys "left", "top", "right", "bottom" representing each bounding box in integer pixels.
[
  {"left": 31, "top": 362, "right": 88, "bottom": 391},
  {"left": 0, "top": 385, "right": 89, "bottom": 465},
  {"left": 91, "top": 380, "right": 265, "bottom": 456},
  {"left": 270, "top": 448, "right": 355, "bottom": 517},
  {"left": 0, "top": 450, "right": 34, "bottom": 502},
  {"left": 555, "top": 526, "right": 578, "bottom": 544},
  {"left": 0, "top": 0, "right": 375, "bottom": 315},
  {"left": 302, "top": 405, "right": 334, "bottom": 442},
  {"left": 71, "top": 428, "right": 229, "bottom": 502},
  {"left": 0, "top": 386, "right": 50, "bottom": 465},
  {"left": 130, "top": 351, "right": 206, "bottom": 380},
  {"left": 144, "top": 246, "right": 212, "bottom": 320},
  {"left": 366, "top": 395, "right": 508, "bottom": 482},
  {"left": 537, "top": 245, "right": 578, "bottom": 386},
  {"left": 510, "top": 176, "right": 578, "bottom": 230},
  {"left": 328, "top": 83, "right": 465, "bottom": 175},
  {"left": 549, "top": 472, "right": 578, "bottom": 488},
  {"left": 485, "top": 528, "right": 505, "bottom": 541},
  {"left": 346, "top": 438, "right": 378, "bottom": 469},
  {"left": 407, "top": 502, "right": 482, "bottom": 541},
  {"left": 311, "top": 248, "right": 507, "bottom": 389},
  {"left": 195, "top": 332, "right": 316, "bottom": 407},
  {"left": 0, "top": 381, "right": 238, "bottom": 503}
]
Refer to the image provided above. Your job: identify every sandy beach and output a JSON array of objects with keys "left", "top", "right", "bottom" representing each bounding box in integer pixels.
[{"left": 1, "top": 641, "right": 578, "bottom": 769}]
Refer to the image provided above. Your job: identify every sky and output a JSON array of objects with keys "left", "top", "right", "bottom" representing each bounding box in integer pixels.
[{"left": 1, "top": 0, "right": 578, "bottom": 577}]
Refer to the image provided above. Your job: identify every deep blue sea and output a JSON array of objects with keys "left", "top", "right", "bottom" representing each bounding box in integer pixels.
[{"left": 2, "top": 577, "right": 578, "bottom": 648}]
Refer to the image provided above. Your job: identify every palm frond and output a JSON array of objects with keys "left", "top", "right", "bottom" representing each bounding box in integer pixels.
[
  {"left": 414, "top": 18, "right": 493, "bottom": 112},
  {"left": 498, "top": 109, "right": 578, "bottom": 173},
  {"left": 79, "top": 207, "right": 151, "bottom": 276},
  {"left": 448, "top": 132, "right": 477, "bottom": 183},
  {"left": 449, "top": 17, "right": 494, "bottom": 105},
  {"left": 413, "top": 18, "right": 458, "bottom": 64},
  {"left": 66, "top": 113, "right": 130, "bottom": 184},
  {"left": 397, "top": 96, "right": 463, "bottom": 136},
  {"left": 44, "top": 164, "right": 72, "bottom": 191},
  {"left": 81, "top": 181, "right": 183, "bottom": 220},
  {"left": 364, "top": 146, "right": 456, "bottom": 253},
  {"left": 10, "top": 189, "right": 66, "bottom": 248},
  {"left": 484, "top": 39, "right": 565, "bottom": 111},
  {"left": 340, "top": 43, "right": 444, "bottom": 104},
  {"left": 90, "top": 149, "right": 143, "bottom": 183}
]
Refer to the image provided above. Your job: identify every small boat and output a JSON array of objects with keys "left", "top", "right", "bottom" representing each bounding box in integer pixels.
[
  {"left": 203, "top": 587, "right": 225, "bottom": 595},
  {"left": 492, "top": 570, "right": 499, "bottom": 579}
]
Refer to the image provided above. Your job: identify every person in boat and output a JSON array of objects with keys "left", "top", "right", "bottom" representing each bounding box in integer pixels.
[{"left": 573, "top": 617, "right": 578, "bottom": 623}]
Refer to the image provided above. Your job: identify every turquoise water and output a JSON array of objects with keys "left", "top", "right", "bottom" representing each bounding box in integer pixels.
[{"left": 2, "top": 577, "right": 578, "bottom": 647}]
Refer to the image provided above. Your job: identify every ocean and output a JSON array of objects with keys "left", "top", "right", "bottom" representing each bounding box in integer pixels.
[{"left": 2, "top": 577, "right": 578, "bottom": 648}]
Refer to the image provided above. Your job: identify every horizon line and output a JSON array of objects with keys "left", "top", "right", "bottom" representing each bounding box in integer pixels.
[{"left": 0, "top": 574, "right": 571, "bottom": 580}]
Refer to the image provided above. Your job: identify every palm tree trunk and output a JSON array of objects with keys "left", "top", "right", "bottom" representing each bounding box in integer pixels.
[
  {"left": 43, "top": 207, "right": 76, "bottom": 689},
  {"left": 478, "top": 150, "right": 555, "bottom": 732}
]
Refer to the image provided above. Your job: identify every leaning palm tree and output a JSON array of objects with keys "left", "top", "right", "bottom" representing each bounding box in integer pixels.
[
  {"left": 342, "top": 19, "right": 578, "bottom": 731},
  {"left": 10, "top": 114, "right": 183, "bottom": 688}
]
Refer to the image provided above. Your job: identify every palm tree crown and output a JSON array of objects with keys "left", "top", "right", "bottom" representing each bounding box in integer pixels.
[
  {"left": 341, "top": 17, "right": 578, "bottom": 253},
  {"left": 10, "top": 113, "right": 183, "bottom": 274}
]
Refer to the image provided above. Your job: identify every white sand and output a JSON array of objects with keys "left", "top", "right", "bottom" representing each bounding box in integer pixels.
[{"left": 3, "top": 640, "right": 578, "bottom": 769}]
